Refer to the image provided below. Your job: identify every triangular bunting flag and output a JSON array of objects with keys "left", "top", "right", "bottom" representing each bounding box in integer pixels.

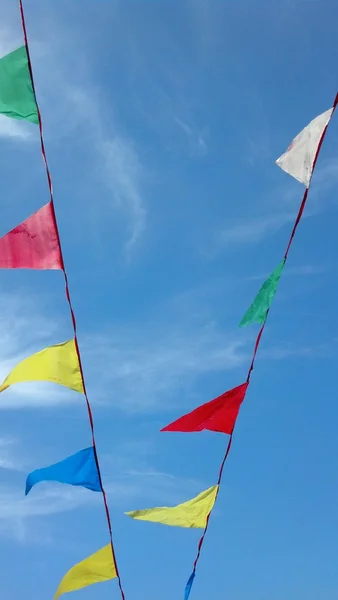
[
  {"left": 0, "top": 203, "right": 62, "bottom": 269},
  {"left": 0, "top": 46, "right": 38, "bottom": 124},
  {"left": 54, "top": 544, "right": 116, "bottom": 600},
  {"left": 161, "top": 383, "right": 248, "bottom": 434},
  {"left": 184, "top": 572, "right": 196, "bottom": 600},
  {"left": 276, "top": 108, "right": 333, "bottom": 187},
  {"left": 25, "top": 447, "right": 101, "bottom": 495},
  {"left": 125, "top": 485, "right": 218, "bottom": 528},
  {"left": 240, "top": 260, "right": 284, "bottom": 327},
  {"left": 0, "top": 339, "right": 84, "bottom": 394}
]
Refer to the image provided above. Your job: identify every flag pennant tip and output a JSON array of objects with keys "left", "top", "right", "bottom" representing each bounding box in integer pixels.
[{"left": 184, "top": 572, "right": 196, "bottom": 600}]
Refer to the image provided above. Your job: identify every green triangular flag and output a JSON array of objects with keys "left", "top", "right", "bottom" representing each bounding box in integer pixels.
[
  {"left": 240, "top": 260, "right": 285, "bottom": 327},
  {"left": 0, "top": 46, "right": 38, "bottom": 124}
]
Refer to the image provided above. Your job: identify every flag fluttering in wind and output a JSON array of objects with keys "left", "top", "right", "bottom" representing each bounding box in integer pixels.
[
  {"left": 239, "top": 260, "right": 285, "bottom": 327},
  {"left": 26, "top": 447, "right": 101, "bottom": 495},
  {"left": 0, "top": 46, "right": 38, "bottom": 123},
  {"left": 125, "top": 486, "right": 218, "bottom": 528},
  {"left": 276, "top": 108, "right": 333, "bottom": 187},
  {"left": 161, "top": 383, "right": 248, "bottom": 434},
  {"left": 0, "top": 203, "right": 62, "bottom": 269},
  {"left": 0, "top": 339, "right": 83, "bottom": 394},
  {"left": 54, "top": 544, "right": 117, "bottom": 600}
]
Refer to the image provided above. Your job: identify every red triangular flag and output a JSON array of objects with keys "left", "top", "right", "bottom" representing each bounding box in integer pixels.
[
  {"left": 161, "top": 382, "right": 248, "bottom": 434},
  {"left": 0, "top": 202, "right": 62, "bottom": 269}
]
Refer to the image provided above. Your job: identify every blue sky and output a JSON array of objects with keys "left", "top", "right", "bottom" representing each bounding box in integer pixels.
[{"left": 0, "top": 0, "right": 338, "bottom": 599}]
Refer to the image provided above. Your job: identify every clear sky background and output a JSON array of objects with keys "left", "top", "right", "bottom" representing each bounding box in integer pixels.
[{"left": 0, "top": 1, "right": 338, "bottom": 599}]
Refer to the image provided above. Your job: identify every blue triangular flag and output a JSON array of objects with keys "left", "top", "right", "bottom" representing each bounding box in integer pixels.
[
  {"left": 25, "top": 447, "right": 102, "bottom": 495},
  {"left": 184, "top": 571, "right": 195, "bottom": 600}
]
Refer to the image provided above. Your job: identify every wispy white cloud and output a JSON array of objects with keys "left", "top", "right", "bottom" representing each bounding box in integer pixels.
[
  {"left": 102, "top": 437, "right": 201, "bottom": 505},
  {"left": 30, "top": 19, "right": 148, "bottom": 256},
  {"left": 260, "top": 338, "right": 338, "bottom": 361},
  {"left": 59, "top": 82, "right": 147, "bottom": 255},
  {"left": 0, "top": 115, "right": 32, "bottom": 141},
  {"left": 174, "top": 116, "right": 208, "bottom": 158},
  {"left": 215, "top": 212, "right": 296, "bottom": 248},
  {"left": 247, "top": 263, "right": 327, "bottom": 281},
  {"left": 210, "top": 154, "right": 338, "bottom": 256},
  {"left": 85, "top": 319, "right": 337, "bottom": 415},
  {"left": 100, "top": 136, "right": 146, "bottom": 256},
  {"left": 0, "top": 484, "right": 100, "bottom": 542},
  {"left": 0, "top": 437, "right": 25, "bottom": 471},
  {"left": 310, "top": 157, "right": 338, "bottom": 208},
  {"left": 0, "top": 23, "right": 21, "bottom": 57},
  {"left": 84, "top": 323, "right": 248, "bottom": 413}
]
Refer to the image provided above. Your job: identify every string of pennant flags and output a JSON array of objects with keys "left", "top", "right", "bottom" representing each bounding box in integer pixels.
[{"left": 0, "top": 1, "right": 335, "bottom": 598}]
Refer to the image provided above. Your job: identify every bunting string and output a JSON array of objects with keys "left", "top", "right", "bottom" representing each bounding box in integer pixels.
[
  {"left": 17, "top": 1, "right": 126, "bottom": 599},
  {"left": 176, "top": 92, "right": 338, "bottom": 599}
]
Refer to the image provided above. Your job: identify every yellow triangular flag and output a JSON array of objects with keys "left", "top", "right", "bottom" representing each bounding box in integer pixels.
[
  {"left": 0, "top": 339, "right": 84, "bottom": 394},
  {"left": 54, "top": 544, "right": 117, "bottom": 600},
  {"left": 125, "top": 485, "right": 218, "bottom": 528}
]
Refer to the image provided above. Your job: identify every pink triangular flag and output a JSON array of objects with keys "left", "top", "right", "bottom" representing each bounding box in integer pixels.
[{"left": 0, "top": 203, "right": 62, "bottom": 269}]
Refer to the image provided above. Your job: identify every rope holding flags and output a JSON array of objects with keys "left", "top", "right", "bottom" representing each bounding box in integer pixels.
[
  {"left": 17, "top": 0, "right": 126, "bottom": 597},
  {"left": 156, "top": 94, "right": 338, "bottom": 599},
  {"left": 0, "top": 0, "right": 127, "bottom": 598}
]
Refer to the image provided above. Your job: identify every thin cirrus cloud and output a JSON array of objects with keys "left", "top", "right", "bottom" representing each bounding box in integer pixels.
[
  {"left": 208, "top": 148, "right": 338, "bottom": 259},
  {"left": 216, "top": 212, "right": 297, "bottom": 248},
  {"left": 0, "top": 484, "right": 101, "bottom": 542},
  {"left": 0, "top": 437, "right": 25, "bottom": 471},
  {"left": 38, "top": 26, "right": 147, "bottom": 256},
  {"left": 59, "top": 83, "right": 147, "bottom": 257},
  {"left": 174, "top": 116, "right": 208, "bottom": 158},
  {"left": 246, "top": 264, "right": 327, "bottom": 281},
  {"left": 0, "top": 115, "right": 32, "bottom": 141},
  {"left": 83, "top": 326, "right": 249, "bottom": 413}
]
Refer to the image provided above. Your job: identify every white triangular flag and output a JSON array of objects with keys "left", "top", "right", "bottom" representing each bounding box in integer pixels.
[{"left": 276, "top": 108, "right": 333, "bottom": 187}]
